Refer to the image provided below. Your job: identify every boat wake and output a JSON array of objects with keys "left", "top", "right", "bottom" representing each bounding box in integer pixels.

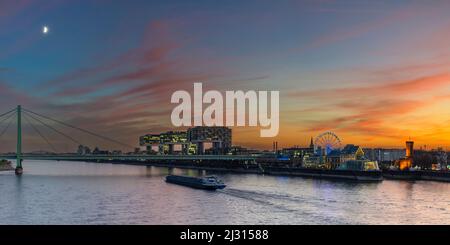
[
  {"left": 217, "top": 188, "right": 352, "bottom": 224},
  {"left": 217, "top": 188, "right": 302, "bottom": 212}
]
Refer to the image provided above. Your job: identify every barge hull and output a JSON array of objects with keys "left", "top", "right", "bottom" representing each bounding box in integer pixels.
[
  {"left": 382, "top": 170, "right": 450, "bottom": 182},
  {"left": 264, "top": 167, "right": 383, "bottom": 182},
  {"left": 165, "top": 178, "right": 219, "bottom": 190}
]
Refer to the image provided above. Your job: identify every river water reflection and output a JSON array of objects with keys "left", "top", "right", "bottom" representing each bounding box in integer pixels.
[{"left": 0, "top": 160, "right": 449, "bottom": 224}]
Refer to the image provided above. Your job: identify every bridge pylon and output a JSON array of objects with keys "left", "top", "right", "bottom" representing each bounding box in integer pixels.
[{"left": 15, "top": 105, "right": 23, "bottom": 176}]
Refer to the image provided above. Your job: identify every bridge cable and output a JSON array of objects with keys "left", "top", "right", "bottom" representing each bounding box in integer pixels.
[
  {"left": 0, "top": 108, "right": 16, "bottom": 120},
  {"left": 23, "top": 113, "right": 58, "bottom": 153},
  {"left": 23, "top": 108, "right": 134, "bottom": 149},
  {"left": 0, "top": 111, "right": 15, "bottom": 139},
  {"left": 0, "top": 109, "right": 16, "bottom": 125},
  {"left": 23, "top": 111, "right": 83, "bottom": 146}
]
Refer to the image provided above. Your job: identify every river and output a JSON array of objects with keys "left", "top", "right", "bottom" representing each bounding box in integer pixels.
[{"left": 0, "top": 160, "right": 449, "bottom": 224}]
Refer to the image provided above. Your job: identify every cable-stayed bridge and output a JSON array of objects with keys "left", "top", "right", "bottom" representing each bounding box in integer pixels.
[{"left": 0, "top": 106, "right": 256, "bottom": 175}]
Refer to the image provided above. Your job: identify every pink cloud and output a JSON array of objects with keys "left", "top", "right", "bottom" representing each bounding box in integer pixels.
[
  {"left": 291, "top": 73, "right": 450, "bottom": 98},
  {"left": 292, "top": 4, "right": 419, "bottom": 53},
  {"left": 289, "top": 71, "right": 450, "bottom": 145}
]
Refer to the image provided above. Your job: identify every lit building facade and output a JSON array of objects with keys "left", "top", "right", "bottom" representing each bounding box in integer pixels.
[
  {"left": 139, "top": 127, "right": 232, "bottom": 155},
  {"left": 281, "top": 137, "right": 315, "bottom": 159},
  {"left": 397, "top": 141, "right": 413, "bottom": 170},
  {"left": 139, "top": 134, "right": 160, "bottom": 146},
  {"left": 328, "top": 144, "right": 365, "bottom": 165},
  {"left": 139, "top": 131, "right": 195, "bottom": 155},
  {"left": 336, "top": 160, "right": 379, "bottom": 171},
  {"left": 363, "top": 148, "right": 406, "bottom": 162},
  {"left": 187, "top": 126, "right": 232, "bottom": 154}
]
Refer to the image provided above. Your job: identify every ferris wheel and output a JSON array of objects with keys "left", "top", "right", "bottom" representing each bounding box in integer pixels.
[{"left": 314, "top": 131, "right": 342, "bottom": 155}]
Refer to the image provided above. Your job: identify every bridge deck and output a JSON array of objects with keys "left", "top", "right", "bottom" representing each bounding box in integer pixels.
[{"left": 0, "top": 154, "right": 256, "bottom": 161}]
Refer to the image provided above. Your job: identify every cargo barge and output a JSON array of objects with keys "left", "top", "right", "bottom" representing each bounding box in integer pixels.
[
  {"left": 383, "top": 170, "right": 450, "bottom": 182},
  {"left": 262, "top": 159, "right": 383, "bottom": 182},
  {"left": 382, "top": 170, "right": 419, "bottom": 180},
  {"left": 264, "top": 167, "right": 383, "bottom": 182},
  {"left": 165, "top": 175, "right": 227, "bottom": 190},
  {"left": 419, "top": 171, "right": 450, "bottom": 182}
]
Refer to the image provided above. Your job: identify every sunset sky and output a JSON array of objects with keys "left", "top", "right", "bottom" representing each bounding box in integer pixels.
[{"left": 1, "top": 0, "right": 450, "bottom": 152}]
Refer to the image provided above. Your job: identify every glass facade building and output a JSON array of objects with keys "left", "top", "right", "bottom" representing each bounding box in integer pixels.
[{"left": 139, "top": 127, "right": 232, "bottom": 155}]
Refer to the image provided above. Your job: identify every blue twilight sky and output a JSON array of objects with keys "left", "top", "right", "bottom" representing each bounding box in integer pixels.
[{"left": 1, "top": 0, "right": 450, "bottom": 152}]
